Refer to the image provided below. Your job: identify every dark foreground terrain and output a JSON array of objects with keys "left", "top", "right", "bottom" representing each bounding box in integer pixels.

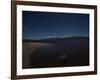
[{"left": 22, "top": 37, "right": 89, "bottom": 69}]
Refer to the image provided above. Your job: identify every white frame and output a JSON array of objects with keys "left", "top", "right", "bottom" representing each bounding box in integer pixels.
[{"left": 16, "top": 5, "right": 95, "bottom": 76}]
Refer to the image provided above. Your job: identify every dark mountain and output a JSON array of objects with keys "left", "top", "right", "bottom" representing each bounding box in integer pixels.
[{"left": 23, "top": 36, "right": 89, "bottom": 44}]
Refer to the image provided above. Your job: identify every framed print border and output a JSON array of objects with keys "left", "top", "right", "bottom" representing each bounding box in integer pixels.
[{"left": 11, "top": 1, "right": 97, "bottom": 80}]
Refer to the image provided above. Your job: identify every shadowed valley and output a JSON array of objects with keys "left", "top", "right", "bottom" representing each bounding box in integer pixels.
[{"left": 22, "top": 36, "right": 89, "bottom": 69}]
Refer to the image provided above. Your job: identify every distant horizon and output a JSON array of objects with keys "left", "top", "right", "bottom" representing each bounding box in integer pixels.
[{"left": 23, "top": 35, "right": 89, "bottom": 40}]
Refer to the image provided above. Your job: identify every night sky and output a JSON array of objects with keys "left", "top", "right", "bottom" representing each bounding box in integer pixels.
[{"left": 22, "top": 11, "right": 89, "bottom": 40}]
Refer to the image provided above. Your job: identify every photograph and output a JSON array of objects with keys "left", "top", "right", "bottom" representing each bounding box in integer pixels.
[
  {"left": 22, "top": 11, "right": 89, "bottom": 69},
  {"left": 11, "top": 1, "right": 97, "bottom": 79}
]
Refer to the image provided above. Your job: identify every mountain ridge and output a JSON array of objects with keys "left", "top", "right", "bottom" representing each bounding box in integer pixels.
[{"left": 23, "top": 36, "right": 89, "bottom": 43}]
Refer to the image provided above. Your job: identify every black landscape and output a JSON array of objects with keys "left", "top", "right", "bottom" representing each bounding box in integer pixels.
[
  {"left": 22, "top": 11, "right": 89, "bottom": 69},
  {"left": 22, "top": 36, "right": 89, "bottom": 69}
]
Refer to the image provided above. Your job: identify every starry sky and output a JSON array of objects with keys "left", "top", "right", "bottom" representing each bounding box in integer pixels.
[{"left": 22, "top": 11, "right": 89, "bottom": 40}]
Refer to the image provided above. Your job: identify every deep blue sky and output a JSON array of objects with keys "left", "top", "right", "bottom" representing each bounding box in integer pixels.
[{"left": 22, "top": 11, "right": 89, "bottom": 39}]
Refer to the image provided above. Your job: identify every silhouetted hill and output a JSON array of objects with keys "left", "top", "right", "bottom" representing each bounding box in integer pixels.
[{"left": 23, "top": 36, "right": 89, "bottom": 44}]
